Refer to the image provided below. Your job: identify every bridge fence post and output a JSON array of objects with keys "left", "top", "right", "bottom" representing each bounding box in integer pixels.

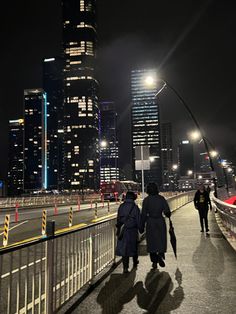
[{"left": 45, "top": 224, "right": 55, "bottom": 314}]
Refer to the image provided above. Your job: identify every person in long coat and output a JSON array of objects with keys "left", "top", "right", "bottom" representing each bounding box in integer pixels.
[
  {"left": 194, "top": 184, "right": 212, "bottom": 233},
  {"left": 116, "top": 191, "right": 141, "bottom": 273},
  {"left": 140, "top": 183, "right": 171, "bottom": 269}
]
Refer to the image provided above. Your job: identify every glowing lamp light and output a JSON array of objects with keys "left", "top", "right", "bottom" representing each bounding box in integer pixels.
[
  {"left": 190, "top": 130, "right": 201, "bottom": 141},
  {"left": 149, "top": 156, "right": 155, "bottom": 162},
  {"left": 210, "top": 150, "right": 218, "bottom": 158},
  {"left": 145, "top": 76, "right": 155, "bottom": 87},
  {"left": 172, "top": 164, "right": 178, "bottom": 170},
  {"left": 100, "top": 140, "right": 107, "bottom": 148},
  {"left": 187, "top": 170, "right": 193, "bottom": 176}
]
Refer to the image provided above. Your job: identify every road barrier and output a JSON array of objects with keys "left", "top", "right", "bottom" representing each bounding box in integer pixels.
[
  {"left": 69, "top": 207, "right": 73, "bottom": 227},
  {"left": 0, "top": 191, "right": 194, "bottom": 314},
  {"left": 3, "top": 215, "right": 10, "bottom": 247},
  {"left": 42, "top": 210, "right": 47, "bottom": 235},
  {"left": 107, "top": 200, "right": 110, "bottom": 214},
  {"left": 212, "top": 194, "right": 236, "bottom": 241},
  {"left": 15, "top": 203, "right": 19, "bottom": 223},
  {"left": 77, "top": 197, "right": 80, "bottom": 211},
  {"left": 94, "top": 202, "right": 98, "bottom": 219}
]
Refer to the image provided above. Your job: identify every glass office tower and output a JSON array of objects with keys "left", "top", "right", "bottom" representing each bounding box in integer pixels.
[
  {"left": 161, "top": 122, "right": 173, "bottom": 190},
  {"left": 99, "top": 102, "right": 119, "bottom": 183},
  {"left": 7, "top": 119, "right": 24, "bottom": 195},
  {"left": 131, "top": 69, "right": 162, "bottom": 187},
  {"left": 24, "top": 89, "right": 47, "bottom": 192},
  {"left": 43, "top": 57, "right": 64, "bottom": 190},
  {"left": 62, "top": 0, "right": 99, "bottom": 191}
]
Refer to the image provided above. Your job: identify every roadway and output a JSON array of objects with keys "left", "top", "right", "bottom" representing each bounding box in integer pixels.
[{"left": 0, "top": 202, "right": 120, "bottom": 248}]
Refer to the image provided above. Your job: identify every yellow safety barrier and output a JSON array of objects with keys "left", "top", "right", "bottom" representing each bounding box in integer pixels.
[
  {"left": 94, "top": 202, "right": 98, "bottom": 219},
  {"left": 42, "top": 210, "right": 47, "bottom": 235},
  {"left": 69, "top": 207, "right": 73, "bottom": 227},
  {"left": 107, "top": 200, "right": 110, "bottom": 214},
  {"left": 3, "top": 215, "right": 10, "bottom": 247}
]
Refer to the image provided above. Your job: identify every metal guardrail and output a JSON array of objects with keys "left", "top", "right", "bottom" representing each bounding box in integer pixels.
[
  {"left": 0, "top": 191, "right": 194, "bottom": 314},
  {"left": 0, "top": 194, "right": 100, "bottom": 210},
  {"left": 212, "top": 194, "right": 236, "bottom": 238}
]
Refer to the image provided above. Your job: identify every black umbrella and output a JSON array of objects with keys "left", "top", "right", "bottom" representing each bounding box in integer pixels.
[{"left": 169, "top": 218, "right": 177, "bottom": 259}]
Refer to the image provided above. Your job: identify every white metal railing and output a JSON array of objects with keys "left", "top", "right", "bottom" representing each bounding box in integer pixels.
[
  {"left": 0, "top": 194, "right": 101, "bottom": 210},
  {"left": 212, "top": 194, "right": 236, "bottom": 239},
  {"left": 0, "top": 191, "right": 193, "bottom": 314}
]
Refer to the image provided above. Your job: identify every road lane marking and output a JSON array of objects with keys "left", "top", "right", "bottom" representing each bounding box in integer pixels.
[
  {"left": 0, "top": 220, "right": 28, "bottom": 236},
  {"left": 56, "top": 223, "right": 87, "bottom": 234},
  {"left": 91, "top": 213, "right": 117, "bottom": 223}
]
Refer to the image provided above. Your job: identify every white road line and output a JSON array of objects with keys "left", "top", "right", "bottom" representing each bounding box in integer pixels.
[{"left": 0, "top": 220, "right": 28, "bottom": 236}]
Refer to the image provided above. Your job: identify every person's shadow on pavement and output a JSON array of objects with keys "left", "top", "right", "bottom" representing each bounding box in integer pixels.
[
  {"left": 96, "top": 269, "right": 137, "bottom": 314},
  {"left": 135, "top": 268, "right": 184, "bottom": 313}
]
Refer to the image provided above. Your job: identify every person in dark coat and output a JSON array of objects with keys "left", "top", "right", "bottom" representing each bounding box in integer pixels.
[
  {"left": 194, "top": 184, "right": 212, "bottom": 233},
  {"left": 116, "top": 191, "right": 141, "bottom": 273},
  {"left": 140, "top": 183, "right": 171, "bottom": 269}
]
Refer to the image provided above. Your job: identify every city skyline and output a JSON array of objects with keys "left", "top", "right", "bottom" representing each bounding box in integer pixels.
[{"left": 1, "top": 0, "right": 236, "bottom": 182}]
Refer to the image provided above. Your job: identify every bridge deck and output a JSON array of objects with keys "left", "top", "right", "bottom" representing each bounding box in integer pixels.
[{"left": 68, "top": 202, "right": 236, "bottom": 314}]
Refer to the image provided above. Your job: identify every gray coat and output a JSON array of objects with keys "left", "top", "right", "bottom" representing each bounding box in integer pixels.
[
  {"left": 116, "top": 199, "right": 140, "bottom": 257},
  {"left": 140, "top": 194, "right": 171, "bottom": 253}
]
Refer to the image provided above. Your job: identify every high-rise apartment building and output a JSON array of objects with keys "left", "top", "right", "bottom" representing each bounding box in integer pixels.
[
  {"left": 62, "top": 0, "right": 99, "bottom": 191},
  {"left": 24, "top": 89, "right": 47, "bottom": 191},
  {"left": 161, "top": 122, "right": 173, "bottom": 189},
  {"left": 43, "top": 57, "right": 64, "bottom": 190},
  {"left": 178, "top": 140, "right": 194, "bottom": 177},
  {"left": 7, "top": 119, "right": 24, "bottom": 195},
  {"left": 131, "top": 69, "right": 162, "bottom": 187},
  {"left": 99, "top": 102, "right": 119, "bottom": 183}
]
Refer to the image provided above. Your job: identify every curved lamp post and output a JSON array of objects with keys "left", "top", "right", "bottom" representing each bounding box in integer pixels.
[{"left": 154, "top": 78, "right": 218, "bottom": 197}]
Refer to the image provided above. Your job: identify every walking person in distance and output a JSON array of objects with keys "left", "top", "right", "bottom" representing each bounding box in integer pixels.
[
  {"left": 194, "top": 184, "right": 212, "bottom": 233},
  {"left": 116, "top": 191, "right": 141, "bottom": 274},
  {"left": 140, "top": 182, "right": 171, "bottom": 270}
]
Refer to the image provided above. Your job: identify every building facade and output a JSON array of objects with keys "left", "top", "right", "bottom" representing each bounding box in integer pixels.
[
  {"left": 7, "top": 119, "right": 24, "bottom": 195},
  {"left": 160, "top": 122, "right": 173, "bottom": 190},
  {"left": 178, "top": 140, "right": 194, "bottom": 177},
  {"left": 131, "top": 69, "right": 162, "bottom": 187},
  {"left": 24, "top": 89, "right": 47, "bottom": 191},
  {"left": 99, "top": 102, "right": 119, "bottom": 183},
  {"left": 62, "top": 0, "right": 99, "bottom": 191},
  {"left": 43, "top": 57, "right": 64, "bottom": 190}
]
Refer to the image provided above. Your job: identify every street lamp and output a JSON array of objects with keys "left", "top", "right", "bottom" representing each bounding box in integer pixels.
[{"left": 152, "top": 77, "right": 218, "bottom": 197}]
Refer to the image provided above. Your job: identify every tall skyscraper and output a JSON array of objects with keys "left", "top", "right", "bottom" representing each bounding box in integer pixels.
[
  {"left": 43, "top": 57, "right": 64, "bottom": 190},
  {"left": 7, "top": 119, "right": 24, "bottom": 195},
  {"left": 161, "top": 122, "right": 173, "bottom": 190},
  {"left": 99, "top": 102, "right": 119, "bottom": 183},
  {"left": 178, "top": 140, "right": 194, "bottom": 177},
  {"left": 62, "top": 0, "right": 99, "bottom": 191},
  {"left": 24, "top": 89, "right": 47, "bottom": 191},
  {"left": 131, "top": 69, "right": 162, "bottom": 187}
]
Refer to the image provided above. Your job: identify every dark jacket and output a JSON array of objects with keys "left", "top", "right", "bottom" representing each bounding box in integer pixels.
[
  {"left": 140, "top": 194, "right": 171, "bottom": 253},
  {"left": 194, "top": 190, "right": 212, "bottom": 210},
  {"left": 116, "top": 199, "right": 141, "bottom": 257}
]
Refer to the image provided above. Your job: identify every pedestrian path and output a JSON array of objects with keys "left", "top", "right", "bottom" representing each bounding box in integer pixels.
[{"left": 70, "top": 202, "right": 236, "bottom": 314}]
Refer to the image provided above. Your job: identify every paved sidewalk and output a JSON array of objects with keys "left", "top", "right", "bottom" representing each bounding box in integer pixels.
[{"left": 70, "top": 202, "right": 236, "bottom": 314}]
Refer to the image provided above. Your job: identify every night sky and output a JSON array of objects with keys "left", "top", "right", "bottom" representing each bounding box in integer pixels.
[{"left": 1, "top": 0, "right": 236, "bottom": 180}]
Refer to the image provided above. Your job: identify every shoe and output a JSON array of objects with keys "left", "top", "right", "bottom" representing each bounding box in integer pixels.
[
  {"left": 158, "top": 257, "right": 165, "bottom": 268},
  {"left": 133, "top": 260, "right": 139, "bottom": 268},
  {"left": 206, "top": 229, "right": 209, "bottom": 232},
  {"left": 152, "top": 262, "right": 157, "bottom": 270},
  {"left": 200, "top": 230, "right": 204, "bottom": 232},
  {"left": 123, "top": 268, "right": 129, "bottom": 274}
]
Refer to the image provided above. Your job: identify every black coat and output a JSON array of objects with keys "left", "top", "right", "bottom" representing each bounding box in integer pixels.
[
  {"left": 194, "top": 190, "right": 212, "bottom": 211},
  {"left": 140, "top": 194, "right": 171, "bottom": 253},
  {"left": 116, "top": 199, "right": 141, "bottom": 257}
]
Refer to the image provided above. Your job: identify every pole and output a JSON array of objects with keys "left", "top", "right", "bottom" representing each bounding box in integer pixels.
[
  {"left": 141, "top": 145, "right": 145, "bottom": 200},
  {"left": 157, "top": 80, "right": 218, "bottom": 198}
]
